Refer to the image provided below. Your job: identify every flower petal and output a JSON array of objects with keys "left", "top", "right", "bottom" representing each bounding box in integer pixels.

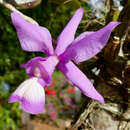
[
  {"left": 58, "top": 61, "right": 104, "bottom": 104},
  {"left": 11, "top": 12, "right": 54, "bottom": 55},
  {"left": 60, "top": 22, "right": 120, "bottom": 63},
  {"left": 22, "top": 56, "right": 59, "bottom": 85},
  {"left": 55, "top": 8, "right": 83, "bottom": 55},
  {"left": 74, "top": 31, "right": 94, "bottom": 42},
  {"left": 21, "top": 57, "right": 46, "bottom": 77},
  {"left": 8, "top": 77, "right": 45, "bottom": 114}
]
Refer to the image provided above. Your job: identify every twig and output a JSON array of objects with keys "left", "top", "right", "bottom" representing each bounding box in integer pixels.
[
  {"left": 0, "top": 0, "right": 38, "bottom": 25},
  {"left": 68, "top": 101, "right": 97, "bottom": 130},
  {"left": 63, "top": 0, "right": 72, "bottom": 4}
]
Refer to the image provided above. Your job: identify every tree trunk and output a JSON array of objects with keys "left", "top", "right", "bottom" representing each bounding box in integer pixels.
[{"left": 69, "top": 0, "right": 130, "bottom": 129}]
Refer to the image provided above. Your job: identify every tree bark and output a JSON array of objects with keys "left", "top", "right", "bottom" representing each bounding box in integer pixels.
[{"left": 69, "top": 0, "right": 130, "bottom": 129}]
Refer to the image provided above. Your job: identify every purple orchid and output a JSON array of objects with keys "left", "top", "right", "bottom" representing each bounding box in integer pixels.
[{"left": 8, "top": 8, "right": 120, "bottom": 114}]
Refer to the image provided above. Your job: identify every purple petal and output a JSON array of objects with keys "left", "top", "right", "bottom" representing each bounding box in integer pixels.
[
  {"left": 21, "top": 57, "right": 46, "bottom": 77},
  {"left": 22, "top": 56, "right": 59, "bottom": 85},
  {"left": 55, "top": 8, "right": 83, "bottom": 55},
  {"left": 11, "top": 12, "right": 54, "bottom": 55},
  {"left": 8, "top": 78, "right": 45, "bottom": 114},
  {"left": 74, "top": 31, "right": 94, "bottom": 42},
  {"left": 60, "top": 22, "right": 120, "bottom": 63},
  {"left": 58, "top": 61, "right": 104, "bottom": 104}
]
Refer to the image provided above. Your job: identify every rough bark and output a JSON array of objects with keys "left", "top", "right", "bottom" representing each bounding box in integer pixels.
[{"left": 69, "top": 0, "right": 130, "bottom": 130}]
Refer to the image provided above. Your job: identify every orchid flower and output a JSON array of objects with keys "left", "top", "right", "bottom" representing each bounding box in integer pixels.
[{"left": 8, "top": 8, "right": 120, "bottom": 114}]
